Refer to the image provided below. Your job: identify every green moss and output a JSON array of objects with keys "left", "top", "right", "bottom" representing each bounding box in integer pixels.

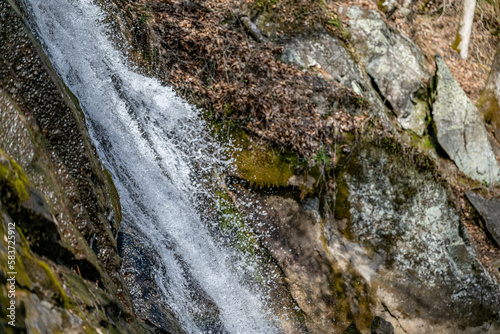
[
  {"left": 319, "top": 223, "right": 374, "bottom": 330},
  {"left": 407, "top": 133, "right": 436, "bottom": 155},
  {"left": 0, "top": 150, "right": 30, "bottom": 202},
  {"left": 452, "top": 32, "right": 462, "bottom": 54},
  {"left": 65, "top": 273, "right": 96, "bottom": 307},
  {"left": 376, "top": 0, "right": 388, "bottom": 12},
  {"left": 233, "top": 130, "right": 298, "bottom": 187},
  {"left": 36, "top": 260, "right": 71, "bottom": 308},
  {"left": 103, "top": 168, "right": 122, "bottom": 224},
  {"left": 214, "top": 187, "right": 260, "bottom": 260},
  {"left": 334, "top": 177, "right": 351, "bottom": 221},
  {"left": 106, "top": 325, "right": 121, "bottom": 334},
  {"left": 13, "top": 254, "right": 33, "bottom": 290},
  {"left": 477, "top": 90, "right": 500, "bottom": 134}
]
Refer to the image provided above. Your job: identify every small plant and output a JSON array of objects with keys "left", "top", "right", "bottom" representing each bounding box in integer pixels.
[{"left": 314, "top": 147, "right": 330, "bottom": 166}]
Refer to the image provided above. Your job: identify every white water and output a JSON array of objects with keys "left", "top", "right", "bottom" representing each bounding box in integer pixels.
[{"left": 22, "top": 0, "right": 279, "bottom": 332}]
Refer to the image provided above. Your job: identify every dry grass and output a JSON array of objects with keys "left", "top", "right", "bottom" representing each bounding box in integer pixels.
[{"left": 389, "top": 0, "right": 498, "bottom": 102}]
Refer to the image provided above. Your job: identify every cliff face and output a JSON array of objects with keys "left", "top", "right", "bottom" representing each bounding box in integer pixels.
[{"left": 0, "top": 1, "right": 150, "bottom": 332}]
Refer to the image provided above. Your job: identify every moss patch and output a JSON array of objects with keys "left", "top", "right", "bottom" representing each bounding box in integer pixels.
[
  {"left": 333, "top": 176, "right": 351, "bottom": 220},
  {"left": 233, "top": 130, "right": 299, "bottom": 187},
  {"left": 452, "top": 32, "right": 462, "bottom": 54},
  {"left": 251, "top": 0, "right": 351, "bottom": 43},
  {"left": 477, "top": 89, "right": 500, "bottom": 140},
  {"left": 36, "top": 260, "right": 71, "bottom": 308},
  {"left": 103, "top": 168, "right": 122, "bottom": 225},
  {"left": 213, "top": 185, "right": 261, "bottom": 263},
  {"left": 0, "top": 150, "right": 30, "bottom": 203}
]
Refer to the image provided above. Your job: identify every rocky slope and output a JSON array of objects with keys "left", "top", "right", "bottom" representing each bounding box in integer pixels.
[{"left": 112, "top": 0, "right": 500, "bottom": 333}]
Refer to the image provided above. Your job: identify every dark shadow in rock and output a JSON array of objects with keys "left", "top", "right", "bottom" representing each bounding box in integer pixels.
[{"left": 466, "top": 192, "right": 500, "bottom": 247}]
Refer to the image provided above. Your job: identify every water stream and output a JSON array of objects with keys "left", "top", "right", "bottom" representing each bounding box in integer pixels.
[{"left": 21, "top": 0, "right": 280, "bottom": 332}]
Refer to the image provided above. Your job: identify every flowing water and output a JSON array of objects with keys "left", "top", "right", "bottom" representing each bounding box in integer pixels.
[{"left": 21, "top": 0, "right": 281, "bottom": 332}]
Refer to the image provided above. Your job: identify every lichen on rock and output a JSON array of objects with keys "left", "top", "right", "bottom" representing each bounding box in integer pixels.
[
  {"left": 341, "top": 5, "right": 430, "bottom": 135},
  {"left": 433, "top": 55, "right": 500, "bottom": 185},
  {"left": 330, "top": 144, "right": 500, "bottom": 332}
]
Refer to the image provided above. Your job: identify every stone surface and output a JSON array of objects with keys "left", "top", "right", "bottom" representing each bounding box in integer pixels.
[
  {"left": 466, "top": 191, "right": 500, "bottom": 247},
  {"left": 279, "top": 31, "right": 393, "bottom": 126},
  {"left": 433, "top": 55, "right": 500, "bottom": 185},
  {"left": 328, "top": 145, "right": 500, "bottom": 333},
  {"left": 341, "top": 6, "right": 430, "bottom": 135},
  {"left": 118, "top": 227, "right": 189, "bottom": 334},
  {"left": 233, "top": 186, "right": 374, "bottom": 333},
  {"left": 281, "top": 32, "right": 378, "bottom": 106}
]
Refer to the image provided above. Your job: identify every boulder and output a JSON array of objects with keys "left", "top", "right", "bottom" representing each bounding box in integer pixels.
[
  {"left": 433, "top": 55, "right": 500, "bottom": 185},
  {"left": 281, "top": 32, "right": 379, "bottom": 107},
  {"left": 328, "top": 145, "right": 500, "bottom": 332},
  {"left": 280, "top": 31, "right": 394, "bottom": 127},
  {"left": 341, "top": 6, "right": 430, "bottom": 135},
  {"left": 466, "top": 191, "right": 500, "bottom": 247},
  {"left": 233, "top": 187, "right": 374, "bottom": 333}
]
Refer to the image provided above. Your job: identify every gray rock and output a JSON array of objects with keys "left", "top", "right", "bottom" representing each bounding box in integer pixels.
[
  {"left": 341, "top": 6, "right": 430, "bottom": 135},
  {"left": 280, "top": 31, "right": 390, "bottom": 121},
  {"left": 466, "top": 191, "right": 500, "bottom": 247},
  {"left": 371, "top": 316, "right": 394, "bottom": 334},
  {"left": 281, "top": 32, "right": 372, "bottom": 98},
  {"left": 493, "top": 258, "right": 500, "bottom": 273},
  {"left": 24, "top": 295, "right": 83, "bottom": 334},
  {"left": 433, "top": 55, "right": 500, "bottom": 185},
  {"left": 241, "top": 17, "right": 265, "bottom": 43},
  {"left": 331, "top": 145, "right": 500, "bottom": 331},
  {"left": 234, "top": 189, "right": 374, "bottom": 333}
]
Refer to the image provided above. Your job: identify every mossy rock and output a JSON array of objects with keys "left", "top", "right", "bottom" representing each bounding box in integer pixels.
[
  {"left": 103, "top": 168, "right": 122, "bottom": 227},
  {"left": 212, "top": 183, "right": 262, "bottom": 266},
  {"left": 477, "top": 89, "right": 500, "bottom": 141},
  {"left": 233, "top": 130, "right": 298, "bottom": 187},
  {"left": 35, "top": 260, "right": 72, "bottom": 308},
  {"left": 0, "top": 149, "right": 29, "bottom": 203}
]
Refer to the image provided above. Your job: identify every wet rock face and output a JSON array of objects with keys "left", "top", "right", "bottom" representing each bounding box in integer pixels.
[
  {"left": 332, "top": 145, "right": 500, "bottom": 332},
  {"left": 118, "top": 227, "right": 187, "bottom": 334},
  {"left": 341, "top": 6, "right": 430, "bottom": 135},
  {"left": 370, "top": 316, "right": 394, "bottom": 334},
  {"left": 343, "top": 322, "right": 362, "bottom": 334},
  {"left": 0, "top": 1, "right": 149, "bottom": 332},
  {"left": 433, "top": 55, "right": 500, "bottom": 185},
  {"left": 234, "top": 189, "right": 375, "bottom": 333},
  {"left": 0, "top": 0, "right": 123, "bottom": 272}
]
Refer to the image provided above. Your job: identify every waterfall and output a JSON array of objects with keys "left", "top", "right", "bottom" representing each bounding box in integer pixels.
[{"left": 21, "top": 0, "right": 281, "bottom": 332}]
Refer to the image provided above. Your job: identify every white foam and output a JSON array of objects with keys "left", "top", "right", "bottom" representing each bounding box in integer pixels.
[{"left": 22, "top": 0, "right": 279, "bottom": 332}]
